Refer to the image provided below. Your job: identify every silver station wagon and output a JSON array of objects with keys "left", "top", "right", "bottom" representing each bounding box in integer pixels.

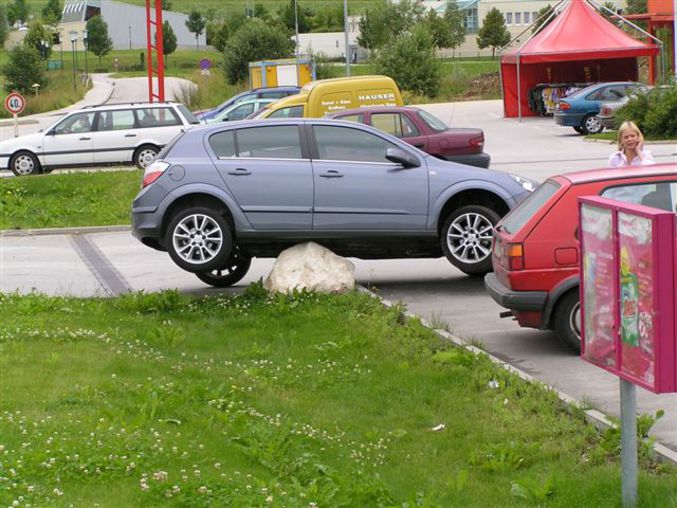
[{"left": 131, "top": 119, "right": 535, "bottom": 287}]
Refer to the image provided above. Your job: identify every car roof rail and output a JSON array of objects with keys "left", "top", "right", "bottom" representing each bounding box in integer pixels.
[{"left": 81, "top": 101, "right": 176, "bottom": 109}]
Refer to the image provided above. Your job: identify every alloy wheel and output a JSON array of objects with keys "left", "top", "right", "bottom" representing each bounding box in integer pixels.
[
  {"left": 171, "top": 214, "right": 224, "bottom": 265},
  {"left": 446, "top": 212, "right": 494, "bottom": 265}
]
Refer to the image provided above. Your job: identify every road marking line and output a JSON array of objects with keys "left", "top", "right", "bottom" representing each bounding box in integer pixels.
[{"left": 70, "top": 234, "right": 132, "bottom": 296}]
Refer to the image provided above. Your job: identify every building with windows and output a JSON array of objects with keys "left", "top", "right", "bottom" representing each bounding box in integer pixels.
[{"left": 59, "top": 0, "right": 205, "bottom": 51}]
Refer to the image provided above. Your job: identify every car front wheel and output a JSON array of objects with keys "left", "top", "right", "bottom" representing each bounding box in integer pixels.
[
  {"left": 553, "top": 290, "right": 581, "bottom": 353},
  {"left": 10, "top": 151, "right": 41, "bottom": 176},
  {"left": 195, "top": 247, "right": 252, "bottom": 287},
  {"left": 165, "top": 207, "right": 233, "bottom": 273},
  {"left": 581, "top": 114, "right": 603, "bottom": 135},
  {"left": 441, "top": 205, "right": 500, "bottom": 275}
]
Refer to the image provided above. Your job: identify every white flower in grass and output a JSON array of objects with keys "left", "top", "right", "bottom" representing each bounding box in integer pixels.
[{"left": 488, "top": 379, "right": 500, "bottom": 389}]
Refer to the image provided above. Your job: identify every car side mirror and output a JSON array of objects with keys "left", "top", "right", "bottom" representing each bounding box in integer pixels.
[{"left": 385, "top": 147, "right": 420, "bottom": 168}]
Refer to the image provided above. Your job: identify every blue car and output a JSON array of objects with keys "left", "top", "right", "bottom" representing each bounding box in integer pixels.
[
  {"left": 132, "top": 119, "right": 535, "bottom": 287},
  {"left": 554, "top": 81, "right": 646, "bottom": 134},
  {"left": 196, "top": 86, "right": 301, "bottom": 122}
]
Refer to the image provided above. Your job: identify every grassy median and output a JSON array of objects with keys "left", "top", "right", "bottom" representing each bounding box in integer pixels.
[
  {"left": 0, "top": 170, "right": 140, "bottom": 230},
  {"left": 0, "top": 288, "right": 675, "bottom": 507}
]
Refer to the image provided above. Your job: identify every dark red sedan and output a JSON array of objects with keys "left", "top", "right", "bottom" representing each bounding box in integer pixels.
[{"left": 326, "top": 106, "right": 490, "bottom": 168}]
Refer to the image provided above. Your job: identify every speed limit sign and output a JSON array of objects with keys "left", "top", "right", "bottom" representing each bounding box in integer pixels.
[{"left": 4, "top": 92, "right": 26, "bottom": 115}]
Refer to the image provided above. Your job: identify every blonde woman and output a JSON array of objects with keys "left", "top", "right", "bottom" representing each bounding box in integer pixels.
[{"left": 608, "top": 121, "right": 654, "bottom": 167}]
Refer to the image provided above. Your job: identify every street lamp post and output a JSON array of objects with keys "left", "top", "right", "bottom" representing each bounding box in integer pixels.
[
  {"left": 58, "top": 30, "right": 64, "bottom": 70},
  {"left": 70, "top": 31, "right": 78, "bottom": 92},
  {"left": 82, "top": 29, "right": 89, "bottom": 78},
  {"left": 40, "top": 39, "right": 50, "bottom": 68}
]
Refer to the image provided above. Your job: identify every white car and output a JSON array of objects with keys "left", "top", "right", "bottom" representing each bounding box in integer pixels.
[
  {"left": 205, "top": 98, "right": 276, "bottom": 124},
  {"left": 0, "top": 102, "right": 200, "bottom": 176}
]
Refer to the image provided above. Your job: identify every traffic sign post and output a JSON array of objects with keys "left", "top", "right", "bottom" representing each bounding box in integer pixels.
[{"left": 4, "top": 92, "right": 26, "bottom": 138}]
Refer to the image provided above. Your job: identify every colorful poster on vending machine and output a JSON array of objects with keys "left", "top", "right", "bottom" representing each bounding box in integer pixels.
[
  {"left": 617, "top": 212, "right": 655, "bottom": 385},
  {"left": 581, "top": 205, "right": 616, "bottom": 367}
]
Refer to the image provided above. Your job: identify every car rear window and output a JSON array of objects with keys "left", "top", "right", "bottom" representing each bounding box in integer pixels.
[
  {"left": 500, "top": 179, "right": 561, "bottom": 234},
  {"left": 176, "top": 105, "right": 201, "bottom": 125},
  {"left": 417, "top": 110, "right": 447, "bottom": 132}
]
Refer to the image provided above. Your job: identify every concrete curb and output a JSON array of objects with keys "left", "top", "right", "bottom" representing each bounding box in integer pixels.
[
  {"left": 358, "top": 287, "right": 677, "bottom": 466},
  {"left": 0, "top": 119, "right": 40, "bottom": 126},
  {"left": 0, "top": 225, "right": 130, "bottom": 237},
  {"left": 585, "top": 137, "right": 677, "bottom": 145}
]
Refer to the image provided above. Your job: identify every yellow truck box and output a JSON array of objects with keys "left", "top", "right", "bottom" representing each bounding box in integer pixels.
[{"left": 255, "top": 75, "right": 403, "bottom": 118}]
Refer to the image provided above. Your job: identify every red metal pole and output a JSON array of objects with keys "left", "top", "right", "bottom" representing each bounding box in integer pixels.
[
  {"left": 145, "top": 0, "right": 153, "bottom": 101},
  {"left": 155, "top": 0, "right": 165, "bottom": 101}
]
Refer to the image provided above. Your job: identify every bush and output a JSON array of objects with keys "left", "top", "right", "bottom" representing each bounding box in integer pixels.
[
  {"left": 616, "top": 83, "right": 677, "bottom": 139},
  {"left": 374, "top": 24, "right": 441, "bottom": 98},
  {"left": 2, "top": 44, "right": 46, "bottom": 93}
]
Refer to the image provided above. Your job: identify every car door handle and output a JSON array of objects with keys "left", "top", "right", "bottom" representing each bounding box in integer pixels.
[
  {"left": 124, "top": 134, "right": 137, "bottom": 138},
  {"left": 227, "top": 168, "right": 251, "bottom": 176},
  {"left": 413, "top": 143, "right": 425, "bottom": 148},
  {"left": 320, "top": 170, "right": 343, "bottom": 178},
  {"left": 79, "top": 137, "right": 91, "bottom": 141}
]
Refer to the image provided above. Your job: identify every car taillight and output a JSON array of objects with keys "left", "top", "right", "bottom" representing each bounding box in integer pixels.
[
  {"left": 557, "top": 101, "right": 570, "bottom": 111},
  {"left": 507, "top": 243, "right": 524, "bottom": 271},
  {"left": 600, "top": 106, "right": 611, "bottom": 115},
  {"left": 142, "top": 160, "right": 170, "bottom": 188},
  {"left": 469, "top": 135, "right": 484, "bottom": 147}
]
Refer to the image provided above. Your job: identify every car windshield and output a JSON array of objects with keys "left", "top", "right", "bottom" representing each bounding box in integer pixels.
[
  {"left": 499, "top": 180, "right": 561, "bottom": 235},
  {"left": 418, "top": 110, "right": 448, "bottom": 132}
]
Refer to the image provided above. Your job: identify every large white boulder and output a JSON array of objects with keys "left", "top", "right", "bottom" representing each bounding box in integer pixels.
[{"left": 264, "top": 242, "right": 355, "bottom": 294}]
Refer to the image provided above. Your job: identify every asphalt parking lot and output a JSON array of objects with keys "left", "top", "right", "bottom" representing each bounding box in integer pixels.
[{"left": 1, "top": 78, "right": 676, "bottom": 456}]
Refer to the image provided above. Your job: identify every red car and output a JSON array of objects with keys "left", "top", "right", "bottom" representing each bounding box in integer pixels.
[
  {"left": 326, "top": 106, "right": 490, "bottom": 168},
  {"left": 484, "top": 164, "right": 677, "bottom": 352}
]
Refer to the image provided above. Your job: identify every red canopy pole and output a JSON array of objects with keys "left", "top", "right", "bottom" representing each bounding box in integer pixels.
[
  {"left": 517, "top": 54, "right": 522, "bottom": 121},
  {"left": 145, "top": 0, "right": 153, "bottom": 102},
  {"left": 155, "top": 1, "right": 165, "bottom": 101}
]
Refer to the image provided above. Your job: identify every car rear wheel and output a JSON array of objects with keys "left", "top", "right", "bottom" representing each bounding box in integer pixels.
[
  {"left": 441, "top": 205, "right": 500, "bottom": 275},
  {"left": 10, "top": 151, "right": 41, "bottom": 176},
  {"left": 553, "top": 290, "right": 581, "bottom": 353},
  {"left": 581, "top": 114, "right": 603, "bottom": 135},
  {"left": 195, "top": 247, "right": 252, "bottom": 288},
  {"left": 134, "top": 144, "right": 159, "bottom": 169},
  {"left": 165, "top": 207, "right": 233, "bottom": 273}
]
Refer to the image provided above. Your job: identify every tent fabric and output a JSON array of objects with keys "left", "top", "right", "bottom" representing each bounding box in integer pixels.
[
  {"left": 500, "top": 0, "right": 659, "bottom": 117},
  {"left": 501, "top": 0, "right": 659, "bottom": 64}
]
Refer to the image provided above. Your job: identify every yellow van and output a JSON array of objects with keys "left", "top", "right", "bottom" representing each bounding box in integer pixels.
[{"left": 253, "top": 75, "right": 404, "bottom": 119}]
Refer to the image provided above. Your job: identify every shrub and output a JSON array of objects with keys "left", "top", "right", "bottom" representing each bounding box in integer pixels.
[
  {"left": 374, "top": 24, "right": 441, "bottom": 98},
  {"left": 616, "top": 83, "right": 677, "bottom": 139},
  {"left": 2, "top": 44, "right": 46, "bottom": 93}
]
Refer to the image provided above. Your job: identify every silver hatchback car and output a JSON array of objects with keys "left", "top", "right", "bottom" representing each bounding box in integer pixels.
[{"left": 131, "top": 119, "right": 534, "bottom": 287}]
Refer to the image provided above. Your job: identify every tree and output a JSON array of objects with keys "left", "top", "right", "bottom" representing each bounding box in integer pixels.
[
  {"left": 532, "top": 5, "right": 554, "bottom": 34},
  {"left": 253, "top": 3, "right": 270, "bottom": 20},
  {"left": 23, "top": 21, "right": 53, "bottom": 60},
  {"left": 161, "top": 0, "right": 172, "bottom": 10},
  {"left": 443, "top": 0, "right": 466, "bottom": 54},
  {"left": 2, "top": 44, "right": 46, "bottom": 93},
  {"left": 42, "top": 0, "right": 62, "bottom": 25},
  {"left": 185, "top": 10, "right": 206, "bottom": 51},
  {"left": 208, "top": 13, "right": 247, "bottom": 53},
  {"left": 0, "top": 5, "right": 9, "bottom": 45},
  {"left": 476, "top": 7, "right": 510, "bottom": 58},
  {"left": 600, "top": 1, "right": 620, "bottom": 25},
  {"left": 86, "top": 15, "right": 113, "bottom": 65},
  {"left": 7, "top": 0, "right": 30, "bottom": 26},
  {"left": 374, "top": 25, "right": 441, "bottom": 97},
  {"left": 357, "top": 0, "right": 424, "bottom": 51},
  {"left": 278, "top": 0, "right": 312, "bottom": 34},
  {"left": 423, "top": 9, "right": 452, "bottom": 49},
  {"left": 223, "top": 18, "right": 294, "bottom": 84},
  {"left": 311, "top": 3, "right": 344, "bottom": 32},
  {"left": 162, "top": 20, "right": 177, "bottom": 61},
  {"left": 625, "top": 0, "right": 647, "bottom": 14}
]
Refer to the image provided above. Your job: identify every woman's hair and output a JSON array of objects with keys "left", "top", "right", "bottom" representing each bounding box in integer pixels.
[{"left": 617, "top": 121, "right": 644, "bottom": 150}]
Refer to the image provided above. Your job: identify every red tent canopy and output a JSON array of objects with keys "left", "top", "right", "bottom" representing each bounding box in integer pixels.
[{"left": 500, "top": 0, "right": 659, "bottom": 117}]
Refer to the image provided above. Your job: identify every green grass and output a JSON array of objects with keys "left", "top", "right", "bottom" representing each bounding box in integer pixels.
[
  {"left": 0, "top": 170, "right": 141, "bottom": 230},
  {"left": 0, "top": 288, "right": 675, "bottom": 507},
  {"left": 586, "top": 131, "right": 677, "bottom": 142}
]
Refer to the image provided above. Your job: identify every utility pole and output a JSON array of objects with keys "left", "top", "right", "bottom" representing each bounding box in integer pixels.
[
  {"left": 343, "top": 0, "right": 350, "bottom": 76},
  {"left": 294, "top": 0, "right": 299, "bottom": 55}
]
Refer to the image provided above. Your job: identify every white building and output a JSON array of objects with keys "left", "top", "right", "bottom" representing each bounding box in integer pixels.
[{"left": 59, "top": 0, "right": 206, "bottom": 51}]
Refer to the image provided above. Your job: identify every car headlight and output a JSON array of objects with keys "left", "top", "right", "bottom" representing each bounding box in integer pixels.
[{"left": 509, "top": 174, "right": 538, "bottom": 192}]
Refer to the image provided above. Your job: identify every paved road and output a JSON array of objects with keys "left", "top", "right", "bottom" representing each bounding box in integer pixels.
[{"left": 1, "top": 230, "right": 675, "bottom": 455}]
